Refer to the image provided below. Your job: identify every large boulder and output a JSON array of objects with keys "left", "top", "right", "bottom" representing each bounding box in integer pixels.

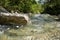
[{"left": 0, "top": 13, "right": 31, "bottom": 26}]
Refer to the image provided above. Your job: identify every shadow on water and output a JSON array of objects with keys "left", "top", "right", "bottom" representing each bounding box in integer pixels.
[{"left": 55, "top": 19, "right": 60, "bottom": 21}]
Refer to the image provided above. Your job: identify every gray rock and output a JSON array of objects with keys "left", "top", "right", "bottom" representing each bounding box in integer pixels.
[{"left": 0, "top": 6, "right": 9, "bottom": 13}]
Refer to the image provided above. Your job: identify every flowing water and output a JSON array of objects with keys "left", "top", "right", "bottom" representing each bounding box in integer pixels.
[{"left": 0, "top": 14, "right": 60, "bottom": 40}]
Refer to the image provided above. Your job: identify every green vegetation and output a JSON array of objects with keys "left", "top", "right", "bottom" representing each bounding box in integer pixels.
[
  {"left": 0, "top": 0, "right": 60, "bottom": 15},
  {"left": 41, "top": 0, "right": 60, "bottom": 15},
  {"left": 0, "top": 0, "right": 43, "bottom": 13}
]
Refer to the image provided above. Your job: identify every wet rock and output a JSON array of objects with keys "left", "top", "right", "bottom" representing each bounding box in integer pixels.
[
  {"left": 0, "top": 13, "right": 31, "bottom": 25},
  {"left": 0, "top": 6, "right": 9, "bottom": 13},
  {"left": 0, "top": 13, "right": 31, "bottom": 31},
  {"left": 0, "top": 16, "right": 27, "bottom": 25}
]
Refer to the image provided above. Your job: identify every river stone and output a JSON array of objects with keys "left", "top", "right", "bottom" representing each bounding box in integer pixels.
[
  {"left": 0, "top": 6, "right": 9, "bottom": 13},
  {"left": 0, "top": 13, "right": 31, "bottom": 26}
]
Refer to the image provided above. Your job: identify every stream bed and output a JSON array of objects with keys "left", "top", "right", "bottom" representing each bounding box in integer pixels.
[{"left": 0, "top": 14, "right": 60, "bottom": 40}]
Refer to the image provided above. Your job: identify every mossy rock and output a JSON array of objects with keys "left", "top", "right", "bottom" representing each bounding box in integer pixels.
[{"left": 0, "top": 16, "right": 27, "bottom": 25}]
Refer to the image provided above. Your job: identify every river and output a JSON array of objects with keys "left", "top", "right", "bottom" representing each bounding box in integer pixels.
[{"left": 0, "top": 14, "right": 60, "bottom": 40}]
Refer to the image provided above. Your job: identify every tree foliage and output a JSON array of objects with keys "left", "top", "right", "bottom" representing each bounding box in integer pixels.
[
  {"left": 31, "top": 4, "right": 43, "bottom": 13},
  {"left": 41, "top": 0, "right": 60, "bottom": 15},
  {"left": 0, "top": 0, "right": 42, "bottom": 13}
]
